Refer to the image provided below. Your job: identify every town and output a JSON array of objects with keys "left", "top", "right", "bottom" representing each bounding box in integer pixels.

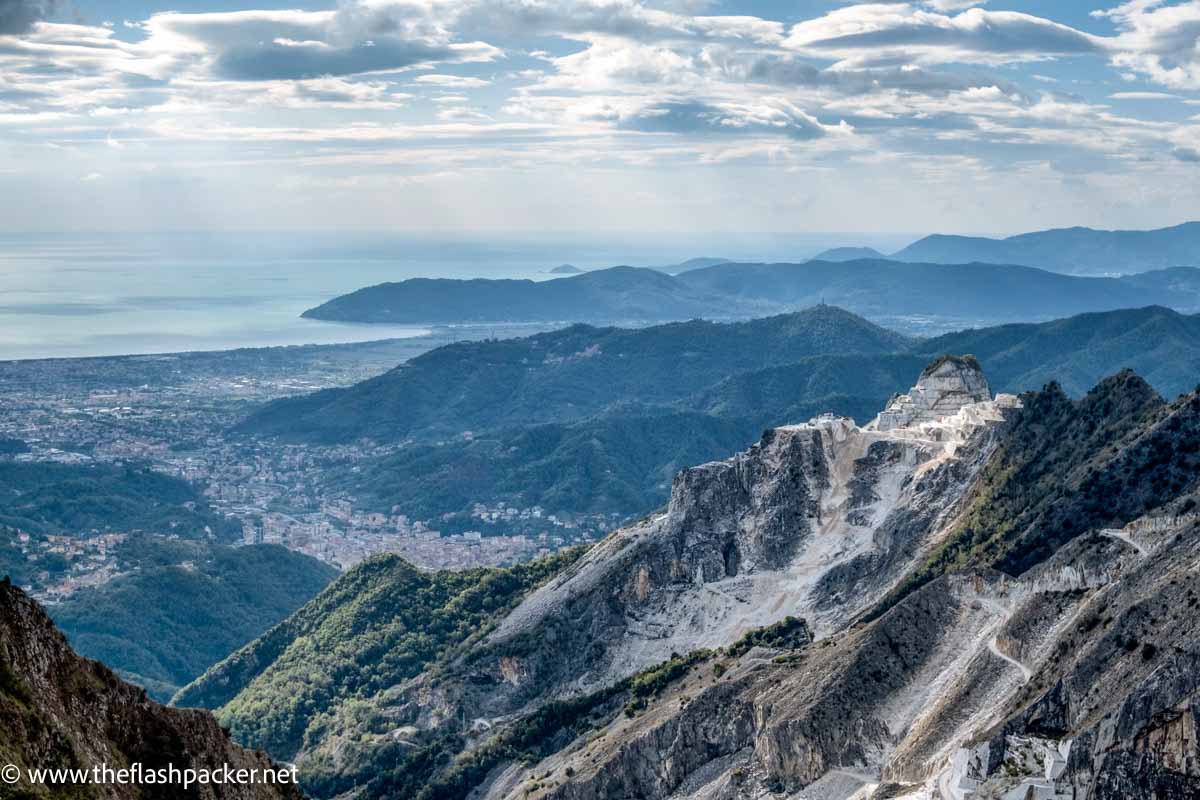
[{"left": 0, "top": 333, "right": 602, "bottom": 601}]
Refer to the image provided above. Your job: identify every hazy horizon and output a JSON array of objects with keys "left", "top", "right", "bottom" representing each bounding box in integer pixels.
[{"left": 0, "top": 229, "right": 921, "bottom": 359}]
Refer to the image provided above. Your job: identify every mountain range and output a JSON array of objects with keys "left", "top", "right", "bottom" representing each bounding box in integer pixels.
[
  {"left": 179, "top": 360, "right": 1200, "bottom": 799},
  {"left": 891, "top": 220, "right": 1200, "bottom": 275},
  {"left": 301, "top": 259, "right": 1200, "bottom": 332},
  {"left": 244, "top": 307, "right": 910, "bottom": 443},
  {"left": 240, "top": 305, "right": 1200, "bottom": 536}
]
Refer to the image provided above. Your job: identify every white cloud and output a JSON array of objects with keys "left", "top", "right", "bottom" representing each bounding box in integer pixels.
[
  {"left": 923, "top": 0, "right": 988, "bottom": 10},
  {"left": 0, "top": 0, "right": 1198, "bottom": 232},
  {"left": 414, "top": 74, "right": 490, "bottom": 88},
  {"left": 785, "top": 5, "right": 1103, "bottom": 68},
  {"left": 453, "top": 0, "right": 783, "bottom": 46},
  {"left": 613, "top": 96, "right": 847, "bottom": 141},
  {"left": 138, "top": 6, "right": 500, "bottom": 81},
  {"left": 1098, "top": 1, "right": 1200, "bottom": 89},
  {"left": 1109, "top": 90, "right": 1183, "bottom": 99}
]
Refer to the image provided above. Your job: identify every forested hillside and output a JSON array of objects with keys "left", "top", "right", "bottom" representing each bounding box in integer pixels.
[
  {"left": 0, "top": 461, "right": 238, "bottom": 539},
  {"left": 51, "top": 536, "right": 337, "bottom": 702},
  {"left": 174, "top": 547, "right": 587, "bottom": 769},
  {"left": 237, "top": 306, "right": 1200, "bottom": 536}
]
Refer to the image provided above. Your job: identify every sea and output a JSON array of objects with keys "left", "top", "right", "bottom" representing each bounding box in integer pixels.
[{"left": 0, "top": 231, "right": 917, "bottom": 360}]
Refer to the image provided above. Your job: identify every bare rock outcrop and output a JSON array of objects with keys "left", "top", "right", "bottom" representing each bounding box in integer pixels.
[
  {"left": 871, "top": 354, "right": 996, "bottom": 432},
  {"left": 295, "top": 358, "right": 1023, "bottom": 793}
]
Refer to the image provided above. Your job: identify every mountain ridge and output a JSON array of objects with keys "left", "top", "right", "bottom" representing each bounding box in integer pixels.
[
  {"left": 240, "top": 306, "right": 911, "bottom": 443},
  {"left": 236, "top": 305, "right": 1200, "bottom": 540},
  {"left": 299, "top": 260, "right": 1200, "bottom": 330},
  {"left": 192, "top": 365, "right": 1200, "bottom": 799},
  {"left": 893, "top": 220, "right": 1200, "bottom": 275}
]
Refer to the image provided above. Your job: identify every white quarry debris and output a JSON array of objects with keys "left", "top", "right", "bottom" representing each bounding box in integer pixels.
[
  {"left": 870, "top": 356, "right": 1005, "bottom": 433},
  {"left": 925, "top": 736, "right": 1073, "bottom": 800},
  {"left": 888, "top": 570, "right": 1092, "bottom": 800},
  {"left": 1096, "top": 511, "right": 1199, "bottom": 559}
]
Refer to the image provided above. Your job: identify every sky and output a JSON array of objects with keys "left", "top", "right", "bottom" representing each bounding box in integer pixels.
[{"left": 0, "top": 0, "right": 1199, "bottom": 234}]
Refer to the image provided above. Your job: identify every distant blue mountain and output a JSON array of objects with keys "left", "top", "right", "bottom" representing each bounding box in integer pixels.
[
  {"left": 302, "top": 266, "right": 726, "bottom": 324},
  {"left": 659, "top": 256, "right": 732, "bottom": 274},
  {"left": 892, "top": 221, "right": 1200, "bottom": 276},
  {"left": 302, "top": 260, "right": 1200, "bottom": 329},
  {"left": 809, "top": 246, "right": 887, "bottom": 262}
]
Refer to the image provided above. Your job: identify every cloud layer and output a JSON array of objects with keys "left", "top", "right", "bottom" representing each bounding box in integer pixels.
[{"left": 0, "top": 0, "right": 1197, "bottom": 231}]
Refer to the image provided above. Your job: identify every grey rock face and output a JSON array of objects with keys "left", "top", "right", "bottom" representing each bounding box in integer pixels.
[
  {"left": 231, "top": 364, "right": 1200, "bottom": 800},
  {"left": 282, "top": 363, "right": 1024, "bottom": 794},
  {"left": 476, "top": 409, "right": 1006, "bottom": 707},
  {"left": 872, "top": 355, "right": 992, "bottom": 431},
  {"left": 493, "top": 510, "right": 1200, "bottom": 800}
]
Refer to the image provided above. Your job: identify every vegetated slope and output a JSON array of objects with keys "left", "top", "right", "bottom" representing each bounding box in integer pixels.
[
  {"left": 341, "top": 354, "right": 928, "bottom": 526},
  {"left": 301, "top": 266, "right": 727, "bottom": 323},
  {"left": 50, "top": 537, "right": 337, "bottom": 703},
  {"left": 173, "top": 547, "right": 587, "bottom": 764},
  {"left": 0, "top": 461, "right": 238, "bottom": 540},
  {"left": 238, "top": 307, "right": 910, "bottom": 443},
  {"left": 881, "top": 369, "right": 1200, "bottom": 612},
  {"left": 675, "top": 259, "right": 1176, "bottom": 323},
  {"left": 340, "top": 408, "right": 757, "bottom": 524},
  {"left": 892, "top": 220, "right": 1200, "bottom": 275},
  {"left": 239, "top": 306, "right": 1200, "bottom": 539},
  {"left": 688, "top": 352, "right": 927, "bottom": 421},
  {"left": 299, "top": 261, "right": 1200, "bottom": 330},
  {"left": 0, "top": 577, "right": 302, "bottom": 800},
  {"left": 0, "top": 524, "right": 40, "bottom": 589},
  {"left": 921, "top": 304, "right": 1200, "bottom": 398},
  {"left": 0, "top": 438, "right": 28, "bottom": 455}
]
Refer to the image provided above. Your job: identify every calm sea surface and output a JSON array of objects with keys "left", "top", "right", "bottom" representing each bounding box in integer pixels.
[{"left": 0, "top": 232, "right": 915, "bottom": 360}]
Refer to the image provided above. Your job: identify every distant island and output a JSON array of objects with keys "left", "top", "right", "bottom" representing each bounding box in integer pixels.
[{"left": 549, "top": 264, "right": 585, "bottom": 275}]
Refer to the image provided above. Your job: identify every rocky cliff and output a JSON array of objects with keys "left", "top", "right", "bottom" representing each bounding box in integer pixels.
[
  {"left": 208, "top": 358, "right": 1024, "bottom": 795},
  {"left": 871, "top": 354, "right": 997, "bottom": 432},
  {"left": 465, "top": 382, "right": 1200, "bottom": 800},
  {"left": 0, "top": 578, "right": 301, "bottom": 800},
  {"left": 190, "top": 360, "right": 1200, "bottom": 800},
  {"left": 475, "top": 504, "right": 1200, "bottom": 800}
]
